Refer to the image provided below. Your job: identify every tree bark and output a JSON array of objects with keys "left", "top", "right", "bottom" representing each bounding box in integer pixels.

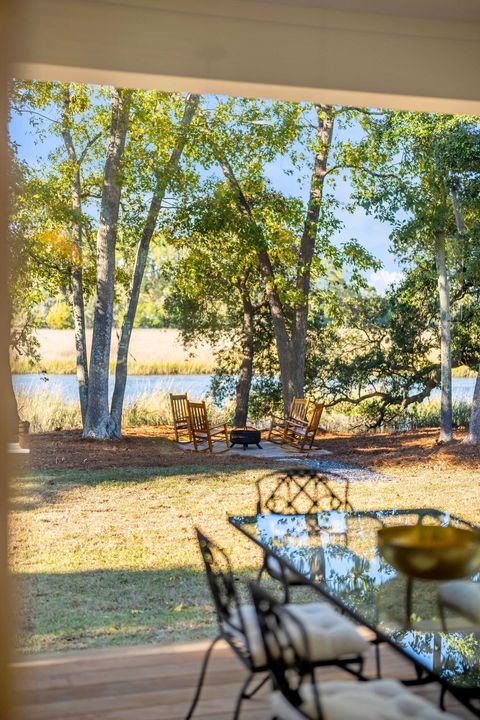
[
  {"left": 83, "top": 88, "right": 132, "bottom": 439},
  {"left": 434, "top": 229, "right": 453, "bottom": 443},
  {"left": 216, "top": 106, "right": 334, "bottom": 412},
  {"left": 233, "top": 284, "right": 255, "bottom": 427},
  {"left": 451, "top": 184, "right": 480, "bottom": 446},
  {"left": 216, "top": 152, "right": 295, "bottom": 409},
  {"left": 110, "top": 93, "right": 199, "bottom": 437},
  {"left": 291, "top": 105, "right": 334, "bottom": 396},
  {"left": 464, "top": 370, "right": 480, "bottom": 445},
  {"left": 61, "top": 86, "right": 89, "bottom": 425},
  {"left": 217, "top": 105, "right": 334, "bottom": 412}
]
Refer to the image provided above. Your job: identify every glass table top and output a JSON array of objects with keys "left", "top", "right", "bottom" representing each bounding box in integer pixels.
[{"left": 230, "top": 508, "right": 480, "bottom": 692}]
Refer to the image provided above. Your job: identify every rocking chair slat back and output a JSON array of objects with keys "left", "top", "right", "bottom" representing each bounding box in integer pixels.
[
  {"left": 170, "top": 393, "right": 191, "bottom": 443},
  {"left": 290, "top": 397, "right": 309, "bottom": 422},
  {"left": 307, "top": 402, "right": 324, "bottom": 433},
  {"left": 187, "top": 401, "right": 228, "bottom": 452},
  {"left": 188, "top": 401, "right": 209, "bottom": 432}
]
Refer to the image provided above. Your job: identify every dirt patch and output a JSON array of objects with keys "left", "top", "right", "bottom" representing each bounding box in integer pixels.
[
  {"left": 320, "top": 428, "right": 480, "bottom": 472},
  {"left": 18, "top": 425, "right": 480, "bottom": 473},
  {"left": 24, "top": 426, "right": 268, "bottom": 470}
]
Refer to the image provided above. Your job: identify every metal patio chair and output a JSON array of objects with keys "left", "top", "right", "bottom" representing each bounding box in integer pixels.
[
  {"left": 186, "top": 530, "right": 368, "bottom": 720},
  {"left": 256, "top": 467, "right": 353, "bottom": 600},
  {"left": 185, "top": 529, "right": 269, "bottom": 720},
  {"left": 250, "top": 583, "right": 458, "bottom": 720}
]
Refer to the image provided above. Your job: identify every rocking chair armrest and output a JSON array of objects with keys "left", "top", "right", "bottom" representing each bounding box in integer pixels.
[
  {"left": 270, "top": 414, "right": 286, "bottom": 424},
  {"left": 210, "top": 423, "right": 227, "bottom": 431},
  {"left": 285, "top": 417, "right": 308, "bottom": 429}
]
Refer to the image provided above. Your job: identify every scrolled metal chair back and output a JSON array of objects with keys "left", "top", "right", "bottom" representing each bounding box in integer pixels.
[
  {"left": 256, "top": 467, "right": 352, "bottom": 516},
  {"left": 196, "top": 529, "right": 249, "bottom": 642},
  {"left": 250, "top": 583, "right": 323, "bottom": 719}
]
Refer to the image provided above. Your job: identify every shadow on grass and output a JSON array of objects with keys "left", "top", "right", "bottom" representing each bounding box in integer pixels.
[
  {"left": 11, "top": 462, "right": 272, "bottom": 512},
  {"left": 14, "top": 565, "right": 261, "bottom": 655}
]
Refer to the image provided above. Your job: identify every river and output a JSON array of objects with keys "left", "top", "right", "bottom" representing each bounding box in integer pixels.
[{"left": 12, "top": 374, "right": 477, "bottom": 404}]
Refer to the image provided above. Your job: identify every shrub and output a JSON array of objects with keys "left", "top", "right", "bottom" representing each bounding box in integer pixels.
[{"left": 45, "top": 301, "right": 74, "bottom": 329}]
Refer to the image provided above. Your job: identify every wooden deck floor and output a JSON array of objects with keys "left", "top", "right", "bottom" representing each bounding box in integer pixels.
[{"left": 13, "top": 637, "right": 474, "bottom": 719}]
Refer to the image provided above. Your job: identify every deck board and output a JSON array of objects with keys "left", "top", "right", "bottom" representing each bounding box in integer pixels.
[{"left": 13, "top": 639, "right": 473, "bottom": 719}]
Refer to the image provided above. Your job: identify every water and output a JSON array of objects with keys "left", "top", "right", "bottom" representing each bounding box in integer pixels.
[
  {"left": 12, "top": 373, "right": 477, "bottom": 404},
  {"left": 430, "top": 377, "right": 476, "bottom": 403},
  {"left": 12, "top": 374, "right": 213, "bottom": 403}
]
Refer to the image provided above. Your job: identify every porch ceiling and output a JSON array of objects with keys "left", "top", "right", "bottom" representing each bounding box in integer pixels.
[{"left": 11, "top": 0, "right": 480, "bottom": 114}]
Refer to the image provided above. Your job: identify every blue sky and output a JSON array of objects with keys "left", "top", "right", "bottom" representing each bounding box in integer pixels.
[{"left": 9, "top": 94, "right": 402, "bottom": 293}]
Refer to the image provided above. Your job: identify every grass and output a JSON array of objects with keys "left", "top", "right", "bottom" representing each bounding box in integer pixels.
[
  {"left": 11, "top": 456, "right": 480, "bottom": 655},
  {"left": 16, "top": 386, "right": 473, "bottom": 434},
  {"left": 14, "top": 389, "right": 225, "bottom": 432},
  {"left": 452, "top": 365, "right": 477, "bottom": 378},
  {"left": 11, "top": 328, "right": 215, "bottom": 375},
  {"left": 11, "top": 358, "right": 213, "bottom": 376}
]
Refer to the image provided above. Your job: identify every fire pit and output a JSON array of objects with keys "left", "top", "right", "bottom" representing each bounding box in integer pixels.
[{"left": 229, "top": 427, "right": 262, "bottom": 450}]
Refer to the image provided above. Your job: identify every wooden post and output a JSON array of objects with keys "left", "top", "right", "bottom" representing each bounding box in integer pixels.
[{"left": 0, "top": 2, "right": 15, "bottom": 718}]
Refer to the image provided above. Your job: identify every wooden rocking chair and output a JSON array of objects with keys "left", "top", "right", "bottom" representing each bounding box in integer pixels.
[
  {"left": 170, "top": 393, "right": 191, "bottom": 443},
  {"left": 268, "top": 397, "right": 309, "bottom": 444},
  {"left": 187, "top": 401, "right": 229, "bottom": 453},
  {"left": 282, "top": 401, "right": 324, "bottom": 451}
]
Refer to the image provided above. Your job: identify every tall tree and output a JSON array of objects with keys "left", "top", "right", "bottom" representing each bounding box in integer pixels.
[
  {"left": 11, "top": 82, "right": 200, "bottom": 438},
  {"left": 84, "top": 87, "right": 132, "bottom": 437},
  {"left": 110, "top": 93, "right": 200, "bottom": 436},
  {"left": 345, "top": 111, "right": 480, "bottom": 442},
  {"left": 166, "top": 183, "right": 269, "bottom": 426},
  {"left": 198, "top": 99, "right": 373, "bottom": 411}
]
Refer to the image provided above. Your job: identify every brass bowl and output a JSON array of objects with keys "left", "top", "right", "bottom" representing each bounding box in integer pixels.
[{"left": 378, "top": 524, "right": 480, "bottom": 580}]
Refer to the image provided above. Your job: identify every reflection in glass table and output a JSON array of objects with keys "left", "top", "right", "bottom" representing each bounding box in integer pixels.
[{"left": 230, "top": 508, "right": 480, "bottom": 715}]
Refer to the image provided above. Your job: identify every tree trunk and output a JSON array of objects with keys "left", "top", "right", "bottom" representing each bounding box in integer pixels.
[
  {"left": 464, "top": 369, "right": 480, "bottom": 445},
  {"left": 233, "top": 287, "right": 255, "bottom": 427},
  {"left": 83, "top": 88, "right": 132, "bottom": 439},
  {"left": 450, "top": 185, "right": 480, "bottom": 446},
  {"left": 291, "top": 105, "right": 334, "bottom": 396},
  {"left": 256, "top": 249, "right": 296, "bottom": 411},
  {"left": 61, "top": 87, "right": 89, "bottom": 425},
  {"left": 434, "top": 229, "right": 453, "bottom": 443},
  {"left": 215, "top": 152, "right": 295, "bottom": 411},
  {"left": 215, "top": 106, "right": 334, "bottom": 411},
  {"left": 110, "top": 93, "right": 199, "bottom": 437}
]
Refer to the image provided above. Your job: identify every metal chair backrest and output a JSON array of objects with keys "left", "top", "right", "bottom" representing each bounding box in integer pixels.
[
  {"left": 196, "top": 529, "right": 247, "bottom": 639},
  {"left": 256, "top": 468, "right": 353, "bottom": 516},
  {"left": 170, "top": 393, "right": 189, "bottom": 423},
  {"left": 250, "top": 583, "right": 322, "bottom": 719},
  {"left": 188, "top": 401, "right": 209, "bottom": 433},
  {"left": 290, "top": 398, "right": 309, "bottom": 422}
]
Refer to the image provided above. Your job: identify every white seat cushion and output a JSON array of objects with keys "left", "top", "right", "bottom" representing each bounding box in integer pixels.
[
  {"left": 271, "top": 678, "right": 461, "bottom": 720},
  {"left": 439, "top": 580, "right": 480, "bottom": 624},
  {"left": 225, "top": 601, "right": 368, "bottom": 669}
]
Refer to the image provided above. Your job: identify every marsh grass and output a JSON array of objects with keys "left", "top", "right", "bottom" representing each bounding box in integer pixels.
[
  {"left": 322, "top": 398, "right": 472, "bottom": 433},
  {"left": 15, "top": 389, "right": 224, "bottom": 432},
  {"left": 11, "top": 358, "right": 213, "bottom": 376},
  {"left": 17, "top": 388, "right": 473, "bottom": 434}
]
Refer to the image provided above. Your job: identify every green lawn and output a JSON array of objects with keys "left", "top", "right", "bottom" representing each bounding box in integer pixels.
[
  {"left": 11, "top": 464, "right": 270, "bottom": 654},
  {"left": 11, "top": 461, "right": 480, "bottom": 655}
]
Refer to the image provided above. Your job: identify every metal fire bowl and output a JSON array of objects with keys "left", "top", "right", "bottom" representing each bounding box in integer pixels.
[{"left": 378, "top": 524, "right": 480, "bottom": 581}]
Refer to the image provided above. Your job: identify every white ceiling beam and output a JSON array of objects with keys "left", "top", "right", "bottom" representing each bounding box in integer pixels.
[{"left": 12, "top": 0, "right": 480, "bottom": 114}]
